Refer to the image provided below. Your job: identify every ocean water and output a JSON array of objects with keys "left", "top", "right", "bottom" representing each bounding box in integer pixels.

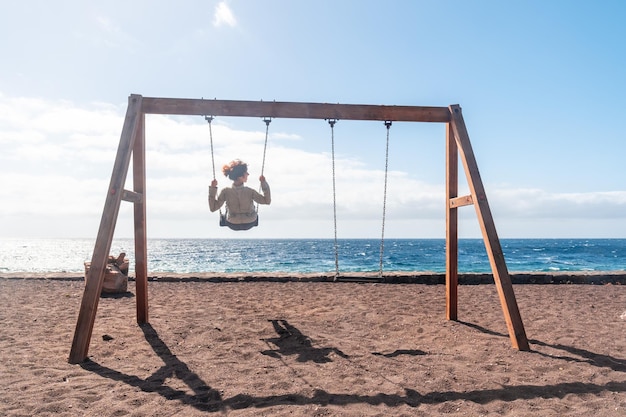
[{"left": 1, "top": 238, "right": 625, "bottom": 274}]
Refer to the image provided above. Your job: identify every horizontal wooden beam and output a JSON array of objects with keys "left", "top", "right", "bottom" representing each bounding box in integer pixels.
[
  {"left": 140, "top": 96, "right": 452, "bottom": 123},
  {"left": 121, "top": 189, "right": 143, "bottom": 204},
  {"left": 449, "top": 195, "right": 474, "bottom": 208}
]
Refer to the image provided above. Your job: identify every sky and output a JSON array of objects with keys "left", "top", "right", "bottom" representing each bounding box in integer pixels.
[{"left": 1, "top": 0, "right": 625, "bottom": 239}]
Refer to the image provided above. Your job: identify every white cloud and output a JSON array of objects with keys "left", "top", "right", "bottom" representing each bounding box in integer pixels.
[
  {"left": 490, "top": 188, "right": 626, "bottom": 219},
  {"left": 1, "top": 94, "right": 626, "bottom": 238},
  {"left": 213, "top": 2, "right": 237, "bottom": 27}
]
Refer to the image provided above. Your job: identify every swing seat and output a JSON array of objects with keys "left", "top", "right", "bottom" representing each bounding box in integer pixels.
[{"left": 220, "top": 214, "right": 259, "bottom": 231}]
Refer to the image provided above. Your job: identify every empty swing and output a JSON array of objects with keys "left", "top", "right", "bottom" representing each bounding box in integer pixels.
[
  {"left": 206, "top": 116, "right": 272, "bottom": 231},
  {"left": 328, "top": 119, "right": 392, "bottom": 280}
]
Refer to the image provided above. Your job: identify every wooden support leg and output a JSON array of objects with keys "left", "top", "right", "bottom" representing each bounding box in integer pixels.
[
  {"left": 68, "top": 95, "right": 143, "bottom": 363},
  {"left": 133, "top": 112, "right": 148, "bottom": 324},
  {"left": 449, "top": 105, "right": 530, "bottom": 351},
  {"left": 446, "top": 121, "right": 459, "bottom": 320}
]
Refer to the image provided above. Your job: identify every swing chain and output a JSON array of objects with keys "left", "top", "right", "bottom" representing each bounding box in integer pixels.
[
  {"left": 260, "top": 117, "right": 272, "bottom": 176},
  {"left": 205, "top": 115, "right": 217, "bottom": 181},
  {"left": 206, "top": 115, "right": 224, "bottom": 219},
  {"left": 327, "top": 119, "right": 340, "bottom": 279},
  {"left": 379, "top": 120, "right": 392, "bottom": 278},
  {"left": 255, "top": 117, "right": 272, "bottom": 214}
]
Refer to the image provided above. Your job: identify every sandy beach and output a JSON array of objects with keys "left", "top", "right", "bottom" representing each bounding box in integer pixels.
[{"left": 1, "top": 275, "right": 625, "bottom": 416}]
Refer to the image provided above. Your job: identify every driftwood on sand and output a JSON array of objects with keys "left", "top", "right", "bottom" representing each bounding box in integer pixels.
[{"left": 84, "top": 252, "right": 129, "bottom": 294}]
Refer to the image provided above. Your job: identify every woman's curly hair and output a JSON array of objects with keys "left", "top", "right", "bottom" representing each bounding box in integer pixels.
[{"left": 222, "top": 159, "right": 248, "bottom": 180}]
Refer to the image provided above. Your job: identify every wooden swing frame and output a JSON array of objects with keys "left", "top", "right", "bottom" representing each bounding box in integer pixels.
[{"left": 68, "top": 94, "right": 529, "bottom": 364}]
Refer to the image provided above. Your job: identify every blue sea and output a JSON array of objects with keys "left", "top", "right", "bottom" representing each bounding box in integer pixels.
[{"left": 1, "top": 238, "right": 625, "bottom": 274}]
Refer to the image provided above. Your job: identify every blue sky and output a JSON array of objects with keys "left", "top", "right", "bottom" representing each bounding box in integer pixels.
[{"left": 1, "top": 0, "right": 625, "bottom": 239}]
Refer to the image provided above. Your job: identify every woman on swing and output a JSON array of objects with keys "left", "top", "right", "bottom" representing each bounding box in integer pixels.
[{"left": 208, "top": 159, "right": 271, "bottom": 230}]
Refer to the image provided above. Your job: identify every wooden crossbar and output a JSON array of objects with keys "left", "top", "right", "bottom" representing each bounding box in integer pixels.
[{"left": 141, "top": 96, "right": 451, "bottom": 122}]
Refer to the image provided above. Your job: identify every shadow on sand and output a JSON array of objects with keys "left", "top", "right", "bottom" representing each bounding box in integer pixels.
[{"left": 80, "top": 320, "right": 626, "bottom": 413}]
